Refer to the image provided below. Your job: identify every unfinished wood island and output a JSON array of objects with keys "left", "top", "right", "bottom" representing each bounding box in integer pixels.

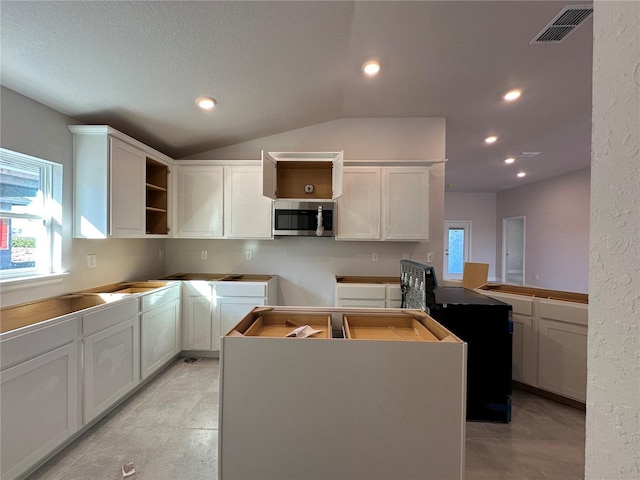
[{"left": 219, "top": 306, "right": 467, "bottom": 480}]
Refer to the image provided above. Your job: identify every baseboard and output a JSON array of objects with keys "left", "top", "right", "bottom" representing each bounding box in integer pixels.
[{"left": 513, "top": 381, "right": 586, "bottom": 412}]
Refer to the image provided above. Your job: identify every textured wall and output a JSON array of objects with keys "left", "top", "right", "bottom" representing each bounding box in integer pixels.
[{"left": 586, "top": 1, "right": 640, "bottom": 478}]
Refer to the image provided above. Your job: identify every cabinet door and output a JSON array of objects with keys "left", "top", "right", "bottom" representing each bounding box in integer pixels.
[
  {"left": 537, "top": 318, "right": 587, "bottom": 402},
  {"left": 336, "top": 167, "right": 381, "bottom": 240},
  {"left": 511, "top": 313, "right": 535, "bottom": 385},
  {"left": 109, "top": 137, "right": 146, "bottom": 237},
  {"left": 382, "top": 167, "right": 429, "bottom": 240},
  {"left": 261, "top": 152, "right": 277, "bottom": 199},
  {"left": 83, "top": 317, "right": 140, "bottom": 424},
  {"left": 176, "top": 166, "right": 223, "bottom": 237},
  {"left": 224, "top": 166, "right": 273, "bottom": 239},
  {"left": 1, "top": 342, "right": 79, "bottom": 480},
  {"left": 141, "top": 300, "right": 180, "bottom": 380},
  {"left": 182, "top": 282, "right": 220, "bottom": 351},
  {"left": 218, "top": 296, "right": 266, "bottom": 337}
]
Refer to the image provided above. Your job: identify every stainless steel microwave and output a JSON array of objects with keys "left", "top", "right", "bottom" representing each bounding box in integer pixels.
[{"left": 273, "top": 200, "right": 335, "bottom": 237}]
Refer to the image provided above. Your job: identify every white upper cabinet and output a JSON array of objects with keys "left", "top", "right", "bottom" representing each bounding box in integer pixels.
[
  {"left": 224, "top": 166, "right": 273, "bottom": 239},
  {"left": 336, "top": 167, "right": 381, "bottom": 240},
  {"left": 175, "top": 165, "right": 224, "bottom": 238},
  {"left": 109, "top": 138, "right": 146, "bottom": 237},
  {"left": 383, "top": 167, "right": 430, "bottom": 240},
  {"left": 261, "top": 151, "right": 344, "bottom": 200},
  {"left": 337, "top": 166, "right": 429, "bottom": 241},
  {"left": 175, "top": 164, "right": 272, "bottom": 239},
  {"left": 70, "top": 126, "right": 173, "bottom": 238}
]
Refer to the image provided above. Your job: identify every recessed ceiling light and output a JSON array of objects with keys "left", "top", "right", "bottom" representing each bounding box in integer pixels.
[
  {"left": 504, "top": 158, "right": 515, "bottom": 164},
  {"left": 485, "top": 136, "right": 498, "bottom": 144},
  {"left": 362, "top": 60, "right": 381, "bottom": 76},
  {"left": 504, "top": 89, "right": 522, "bottom": 101},
  {"left": 196, "top": 96, "right": 217, "bottom": 110},
  {"left": 517, "top": 172, "right": 526, "bottom": 178}
]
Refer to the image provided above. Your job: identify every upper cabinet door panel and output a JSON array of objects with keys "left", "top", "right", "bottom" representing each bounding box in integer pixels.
[
  {"left": 331, "top": 151, "right": 344, "bottom": 199},
  {"left": 224, "top": 166, "right": 273, "bottom": 239},
  {"left": 261, "top": 152, "right": 277, "bottom": 199},
  {"left": 383, "top": 167, "right": 430, "bottom": 241},
  {"left": 176, "top": 166, "right": 223, "bottom": 238},
  {"left": 336, "top": 167, "right": 381, "bottom": 240},
  {"left": 109, "top": 138, "right": 146, "bottom": 237}
]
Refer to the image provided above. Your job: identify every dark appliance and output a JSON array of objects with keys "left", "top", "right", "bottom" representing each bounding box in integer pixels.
[
  {"left": 272, "top": 200, "right": 334, "bottom": 237},
  {"left": 400, "top": 260, "right": 512, "bottom": 423}
]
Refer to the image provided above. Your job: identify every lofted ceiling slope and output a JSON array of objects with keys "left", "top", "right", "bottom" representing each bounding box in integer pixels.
[{"left": 0, "top": 1, "right": 593, "bottom": 192}]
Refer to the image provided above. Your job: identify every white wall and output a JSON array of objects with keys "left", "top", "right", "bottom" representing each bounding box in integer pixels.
[
  {"left": 171, "top": 118, "right": 446, "bottom": 306},
  {"left": 0, "top": 87, "right": 166, "bottom": 307},
  {"left": 444, "top": 192, "right": 497, "bottom": 280},
  {"left": 586, "top": 1, "right": 640, "bottom": 478},
  {"left": 496, "top": 168, "right": 590, "bottom": 293}
]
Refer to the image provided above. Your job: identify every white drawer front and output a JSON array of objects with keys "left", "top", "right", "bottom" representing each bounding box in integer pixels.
[
  {"left": 336, "top": 285, "right": 386, "bottom": 300},
  {"left": 1, "top": 316, "right": 80, "bottom": 371},
  {"left": 539, "top": 299, "right": 588, "bottom": 326},
  {"left": 82, "top": 298, "right": 138, "bottom": 336},
  {"left": 387, "top": 285, "right": 402, "bottom": 301},
  {"left": 339, "top": 299, "right": 387, "bottom": 308},
  {"left": 141, "top": 285, "right": 180, "bottom": 312},
  {"left": 216, "top": 283, "right": 267, "bottom": 297}
]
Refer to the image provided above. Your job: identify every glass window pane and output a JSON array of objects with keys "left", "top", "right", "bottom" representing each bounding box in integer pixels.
[
  {"left": 0, "top": 162, "right": 45, "bottom": 215},
  {"left": 0, "top": 217, "right": 46, "bottom": 274},
  {"left": 448, "top": 228, "right": 465, "bottom": 274}
]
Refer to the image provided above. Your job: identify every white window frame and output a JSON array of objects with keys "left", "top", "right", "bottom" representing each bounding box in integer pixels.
[{"left": 0, "top": 148, "right": 63, "bottom": 282}]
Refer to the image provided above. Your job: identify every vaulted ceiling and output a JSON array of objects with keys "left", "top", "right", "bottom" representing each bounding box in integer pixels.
[{"left": 1, "top": 1, "right": 593, "bottom": 191}]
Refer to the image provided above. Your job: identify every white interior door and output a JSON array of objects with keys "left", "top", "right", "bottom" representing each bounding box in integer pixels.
[
  {"left": 444, "top": 221, "right": 470, "bottom": 280},
  {"left": 502, "top": 216, "right": 525, "bottom": 285}
]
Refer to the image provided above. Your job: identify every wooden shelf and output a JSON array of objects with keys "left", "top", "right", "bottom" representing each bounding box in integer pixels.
[{"left": 145, "top": 158, "right": 169, "bottom": 234}]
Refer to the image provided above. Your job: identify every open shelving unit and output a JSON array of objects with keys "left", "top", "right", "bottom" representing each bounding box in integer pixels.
[{"left": 145, "top": 158, "right": 169, "bottom": 235}]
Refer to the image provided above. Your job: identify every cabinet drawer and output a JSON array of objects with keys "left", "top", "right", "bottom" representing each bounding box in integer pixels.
[
  {"left": 82, "top": 298, "right": 139, "bottom": 336},
  {"left": 340, "top": 299, "right": 387, "bottom": 308},
  {"left": 1, "top": 316, "right": 80, "bottom": 371},
  {"left": 539, "top": 299, "right": 588, "bottom": 326},
  {"left": 216, "top": 283, "right": 266, "bottom": 297},
  {"left": 141, "top": 285, "right": 180, "bottom": 312},
  {"left": 336, "top": 285, "right": 386, "bottom": 300},
  {"left": 387, "top": 285, "right": 402, "bottom": 301}
]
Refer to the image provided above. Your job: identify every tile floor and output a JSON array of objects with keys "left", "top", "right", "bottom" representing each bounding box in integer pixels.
[{"left": 27, "top": 357, "right": 585, "bottom": 480}]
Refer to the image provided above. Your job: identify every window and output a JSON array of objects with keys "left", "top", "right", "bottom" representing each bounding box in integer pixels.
[
  {"left": 443, "top": 221, "right": 471, "bottom": 280},
  {"left": 0, "top": 148, "right": 62, "bottom": 280}
]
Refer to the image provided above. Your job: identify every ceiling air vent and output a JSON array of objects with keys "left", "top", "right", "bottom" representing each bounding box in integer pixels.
[{"left": 531, "top": 4, "right": 593, "bottom": 44}]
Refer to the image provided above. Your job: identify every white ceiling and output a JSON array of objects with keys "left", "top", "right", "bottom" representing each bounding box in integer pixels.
[{"left": 0, "top": 1, "right": 593, "bottom": 192}]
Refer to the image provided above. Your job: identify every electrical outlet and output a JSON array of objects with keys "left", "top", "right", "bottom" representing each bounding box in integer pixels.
[
  {"left": 426, "top": 252, "right": 434, "bottom": 263},
  {"left": 201, "top": 250, "right": 208, "bottom": 260},
  {"left": 372, "top": 252, "right": 379, "bottom": 262},
  {"left": 87, "top": 254, "right": 97, "bottom": 268},
  {"left": 245, "top": 250, "right": 253, "bottom": 261}
]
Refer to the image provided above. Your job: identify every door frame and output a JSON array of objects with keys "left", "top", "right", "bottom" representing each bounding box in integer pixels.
[
  {"left": 443, "top": 221, "right": 471, "bottom": 280},
  {"left": 502, "top": 216, "right": 526, "bottom": 285}
]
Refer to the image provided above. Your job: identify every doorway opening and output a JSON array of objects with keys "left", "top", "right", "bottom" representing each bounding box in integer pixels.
[{"left": 502, "top": 216, "right": 525, "bottom": 285}]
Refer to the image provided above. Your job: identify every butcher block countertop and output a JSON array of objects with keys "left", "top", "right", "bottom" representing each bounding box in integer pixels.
[{"left": 335, "top": 275, "right": 400, "bottom": 284}]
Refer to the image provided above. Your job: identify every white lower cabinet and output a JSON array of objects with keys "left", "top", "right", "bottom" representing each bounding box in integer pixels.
[
  {"left": 335, "top": 281, "right": 401, "bottom": 308},
  {"left": 478, "top": 287, "right": 588, "bottom": 402},
  {"left": 1, "top": 341, "right": 80, "bottom": 479},
  {"left": 537, "top": 299, "right": 588, "bottom": 402},
  {"left": 511, "top": 313, "right": 535, "bottom": 385},
  {"left": 83, "top": 316, "right": 140, "bottom": 424},
  {"left": 141, "top": 299, "right": 181, "bottom": 380},
  {"left": 218, "top": 296, "right": 266, "bottom": 337},
  {"left": 182, "top": 282, "right": 217, "bottom": 351}
]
